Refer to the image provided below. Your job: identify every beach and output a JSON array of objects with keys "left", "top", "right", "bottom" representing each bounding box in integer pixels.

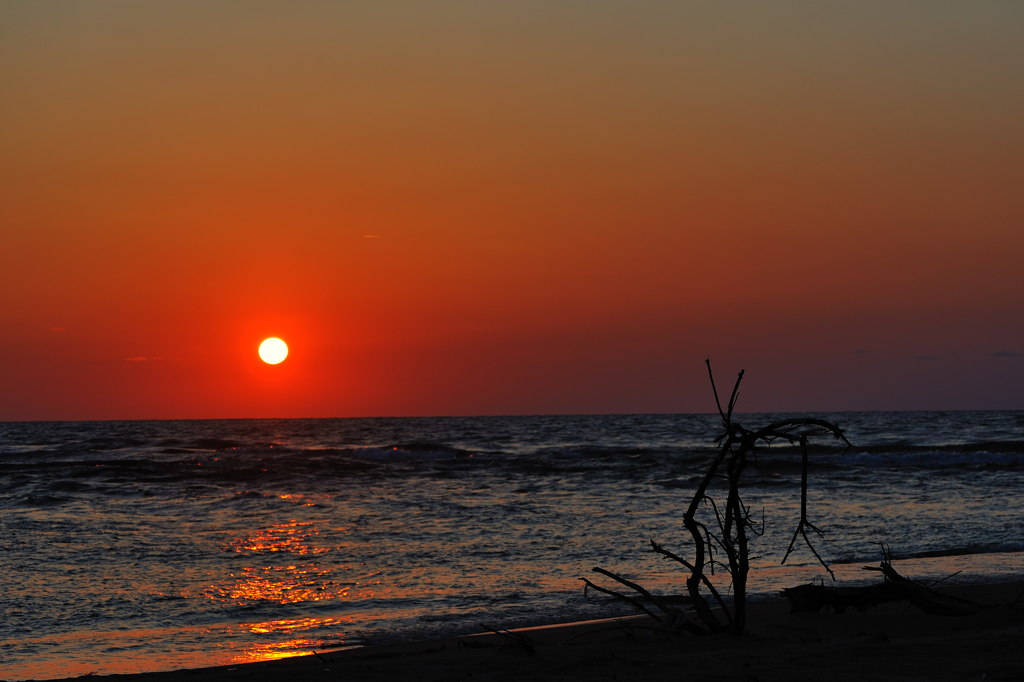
[
  {"left": 35, "top": 581, "right": 1024, "bottom": 682},
  {"left": 4, "top": 413, "right": 1023, "bottom": 679}
]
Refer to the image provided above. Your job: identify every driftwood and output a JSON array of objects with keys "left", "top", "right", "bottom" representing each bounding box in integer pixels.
[
  {"left": 784, "top": 557, "right": 984, "bottom": 616},
  {"left": 583, "top": 362, "right": 850, "bottom": 634}
]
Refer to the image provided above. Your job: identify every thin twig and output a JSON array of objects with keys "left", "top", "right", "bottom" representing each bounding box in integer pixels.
[
  {"left": 580, "top": 577, "right": 664, "bottom": 622},
  {"left": 589, "top": 566, "right": 678, "bottom": 617}
]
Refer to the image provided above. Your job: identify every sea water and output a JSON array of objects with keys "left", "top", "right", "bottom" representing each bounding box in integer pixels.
[{"left": 2, "top": 412, "right": 1023, "bottom": 679}]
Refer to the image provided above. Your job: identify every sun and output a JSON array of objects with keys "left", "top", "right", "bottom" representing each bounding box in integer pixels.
[{"left": 258, "top": 337, "right": 289, "bottom": 365}]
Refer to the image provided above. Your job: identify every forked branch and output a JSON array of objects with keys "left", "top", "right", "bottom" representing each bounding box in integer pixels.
[{"left": 586, "top": 361, "right": 849, "bottom": 634}]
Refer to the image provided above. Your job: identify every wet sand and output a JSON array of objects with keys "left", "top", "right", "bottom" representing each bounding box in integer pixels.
[{"left": 38, "top": 581, "right": 1024, "bottom": 682}]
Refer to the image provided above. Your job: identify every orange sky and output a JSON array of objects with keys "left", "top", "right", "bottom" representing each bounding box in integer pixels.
[{"left": 2, "top": 1, "right": 1022, "bottom": 420}]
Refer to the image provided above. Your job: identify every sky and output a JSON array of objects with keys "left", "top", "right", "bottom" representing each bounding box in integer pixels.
[{"left": 2, "top": 1, "right": 1022, "bottom": 420}]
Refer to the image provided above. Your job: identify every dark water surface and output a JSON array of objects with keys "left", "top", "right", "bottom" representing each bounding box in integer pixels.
[{"left": 2, "top": 412, "right": 1023, "bottom": 679}]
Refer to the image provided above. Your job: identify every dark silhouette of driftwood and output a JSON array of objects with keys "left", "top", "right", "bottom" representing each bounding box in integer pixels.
[
  {"left": 784, "top": 548, "right": 985, "bottom": 616},
  {"left": 583, "top": 361, "right": 850, "bottom": 634}
]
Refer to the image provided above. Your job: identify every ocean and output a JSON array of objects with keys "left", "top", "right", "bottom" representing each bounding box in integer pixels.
[{"left": 2, "top": 411, "right": 1023, "bottom": 680}]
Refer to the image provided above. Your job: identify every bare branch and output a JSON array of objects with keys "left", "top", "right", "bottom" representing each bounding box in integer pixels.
[
  {"left": 705, "top": 358, "right": 726, "bottom": 424},
  {"left": 725, "top": 370, "right": 744, "bottom": 423},
  {"left": 650, "top": 540, "right": 732, "bottom": 619},
  {"left": 589, "top": 567, "right": 678, "bottom": 618},
  {"left": 580, "top": 576, "right": 664, "bottom": 622},
  {"left": 588, "top": 362, "right": 848, "bottom": 635}
]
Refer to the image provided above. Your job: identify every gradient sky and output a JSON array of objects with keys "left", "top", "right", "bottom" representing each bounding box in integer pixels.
[{"left": 2, "top": 1, "right": 1022, "bottom": 420}]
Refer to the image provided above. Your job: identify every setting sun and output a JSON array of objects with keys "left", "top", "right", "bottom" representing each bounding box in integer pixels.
[{"left": 258, "top": 338, "right": 289, "bottom": 365}]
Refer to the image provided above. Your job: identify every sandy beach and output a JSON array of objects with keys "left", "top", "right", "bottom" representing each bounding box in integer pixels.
[{"left": 35, "top": 581, "right": 1023, "bottom": 682}]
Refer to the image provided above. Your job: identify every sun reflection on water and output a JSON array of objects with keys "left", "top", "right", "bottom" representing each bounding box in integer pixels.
[
  {"left": 227, "top": 520, "right": 331, "bottom": 555},
  {"left": 200, "top": 516, "right": 383, "bottom": 664},
  {"left": 224, "top": 616, "right": 354, "bottom": 665},
  {"left": 276, "top": 493, "right": 317, "bottom": 507},
  {"left": 202, "top": 519, "right": 360, "bottom": 605},
  {"left": 207, "top": 564, "right": 348, "bottom": 604}
]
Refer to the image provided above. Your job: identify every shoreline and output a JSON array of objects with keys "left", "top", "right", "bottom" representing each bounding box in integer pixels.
[{"left": 35, "top": 580, "right": 1024, "bottom": 682}]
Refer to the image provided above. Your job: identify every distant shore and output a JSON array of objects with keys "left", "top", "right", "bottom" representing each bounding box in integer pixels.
[{"left": 39, "top": 580, "right": 1024, "bottom": 682}]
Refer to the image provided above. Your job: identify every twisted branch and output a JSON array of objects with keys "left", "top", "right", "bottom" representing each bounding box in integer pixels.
[{"left": 586, "top": 361, "right": 850, "bottom": 634}]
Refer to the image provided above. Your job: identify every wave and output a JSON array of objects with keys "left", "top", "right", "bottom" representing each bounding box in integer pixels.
[
  {"left": 892, "top": 543, "right": 1024, "bottom": 560},
  {"left": 832, "top": 542, "right": 1024, "bottom": 565},
  {"left": 851, "top": 439, "right": 1024, "bottom": 455},
  {"left": 345, "top": 441, "right": 479, "bottom": 460},
  {"left": 840, "top": 448, "right": 1024, "bottom": 471},
  {"left": 4, "top": 437, "right": 1023, "bottom": 491}
]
